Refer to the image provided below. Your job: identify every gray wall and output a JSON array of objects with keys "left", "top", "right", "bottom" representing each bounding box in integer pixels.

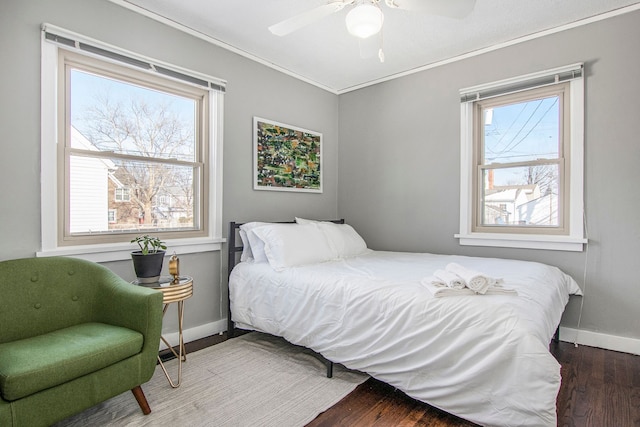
[
  {"left": 1, "top": 0, "right": 638, "bottom": 344},
  {"left": 338, "top": 10, "right": 640, "bottom": 340},
  {"left": 0, "top": 0, "right": 339, "bottom": 335}
]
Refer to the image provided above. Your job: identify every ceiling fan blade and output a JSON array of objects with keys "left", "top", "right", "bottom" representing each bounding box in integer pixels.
[
  {"left": 269, "top": 2, "right": 347, "bottom": 36},
  {"left": 388, "top": 0, "right": 476, "bottom": 19}
]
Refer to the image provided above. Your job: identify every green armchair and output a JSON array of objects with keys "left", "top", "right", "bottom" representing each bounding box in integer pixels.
[{"left": 0, "top": 256, "right": 163, "bottom": 427}]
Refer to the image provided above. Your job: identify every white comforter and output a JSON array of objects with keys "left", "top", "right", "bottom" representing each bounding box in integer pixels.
[{"left": 229, "top": 250, "right": 581, "bottom": 426}]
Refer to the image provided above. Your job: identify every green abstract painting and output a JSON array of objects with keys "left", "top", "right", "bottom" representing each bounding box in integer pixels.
[{"left": 253, "top": 117, "right": 322, "bottom": 193}]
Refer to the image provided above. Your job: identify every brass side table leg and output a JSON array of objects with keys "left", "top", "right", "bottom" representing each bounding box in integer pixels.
[{"left": 157, "top": 300, "right": 187, "bottom": 388}]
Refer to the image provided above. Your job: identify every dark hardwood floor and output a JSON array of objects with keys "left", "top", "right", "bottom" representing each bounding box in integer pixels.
[{"left": 177, "top": 334, "right": 640, "bottom": 427}]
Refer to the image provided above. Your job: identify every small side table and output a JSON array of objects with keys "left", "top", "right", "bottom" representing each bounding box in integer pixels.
[{"left": 132, "top": 276, "right": 193, "bottom": 388}]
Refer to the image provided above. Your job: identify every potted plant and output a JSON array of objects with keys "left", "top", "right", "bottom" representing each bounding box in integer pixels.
[{"left": 130, "top": 235, "right": 167, "bottom": 284}]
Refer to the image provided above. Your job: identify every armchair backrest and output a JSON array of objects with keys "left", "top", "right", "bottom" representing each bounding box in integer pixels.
[{"left": 0, "top": 256, "right": 119, "bottom": 343}]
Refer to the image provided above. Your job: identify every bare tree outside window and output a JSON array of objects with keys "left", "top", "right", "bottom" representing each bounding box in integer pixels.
[{"left": 69, "top": 68, "right": 200, "bottom": 234}]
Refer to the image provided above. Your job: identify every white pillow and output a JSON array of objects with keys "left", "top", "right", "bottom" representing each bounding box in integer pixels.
[
  {"left": 318, "top": 223, "right": 368, "bottom": 258},
  {"left": 239, "top": 222, "right": 271, "bottom": 263},
  {"left": 295, "top": 218, "right": 368, "bottom": 258},
  {"left": 294, "top": 217, "right": 320, "bottom": 225},
  {"left": 238, "top": 229, "right": 252, "bottom": 262},
  {"left": 251, "top": 223, "right": 336, "bottom": 271}
]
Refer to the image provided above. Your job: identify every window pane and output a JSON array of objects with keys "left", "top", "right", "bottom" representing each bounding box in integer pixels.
[
  {"left": 69, "top": 156, "right": 198, "bottom": 234},
  {"left": 115, "top": 188, "right": 130, "bottom": 202},
  {"left": 480, "top": 165, "right": 560, "bottom": 227},
  {"left": 483, "top": 95, "right": 560, "bottom": 164},
  {"left": 70, "top": 69, "right": 196, "bottom": 162}
]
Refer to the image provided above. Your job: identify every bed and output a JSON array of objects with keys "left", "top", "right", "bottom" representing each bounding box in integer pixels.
[{"left": 227, "top": 219, "right": 582, "bottom": 427}]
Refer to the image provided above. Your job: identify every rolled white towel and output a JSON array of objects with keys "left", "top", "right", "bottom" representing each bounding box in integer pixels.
[
  {"left": 421, "top": 279, "right": 518, "bottom": 298},
  {"left": 445, "top": 262, "right": 502, "bottom": 295},
  {"left": 432, "top": 269, "right": 466, "bottom": 289}
]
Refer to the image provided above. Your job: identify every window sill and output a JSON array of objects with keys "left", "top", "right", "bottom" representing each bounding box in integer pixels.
[
  {"left": 454, "top": 233, "right": 586, "bottom": 252},
  {"left": 36, "top": 237, "right": 225, "bottom": 262}
]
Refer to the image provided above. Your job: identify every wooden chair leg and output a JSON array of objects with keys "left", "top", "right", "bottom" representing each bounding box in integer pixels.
[{"left": 131, "top": 385, "right": 151, "bottom": 415}]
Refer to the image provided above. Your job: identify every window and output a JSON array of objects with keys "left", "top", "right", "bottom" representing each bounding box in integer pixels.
[
  {"left": 63, "top": 51, "right": 207, "bottom": 243},
  {"left": 114, "top": 188, "right": 131, "bottom": 202},
  {"left": 457, "top": 64, "right": 586, "bottom": 251},
  {"left": 40, "top": 25, "right": 225, "bottom": 260},
  {"left": 475, "top": 85, "right": 567, "bottom": 232}
]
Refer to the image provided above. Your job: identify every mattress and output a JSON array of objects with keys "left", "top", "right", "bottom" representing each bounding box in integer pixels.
[{"left": 229, "top": 250, "right": 581, "bottom": 426}]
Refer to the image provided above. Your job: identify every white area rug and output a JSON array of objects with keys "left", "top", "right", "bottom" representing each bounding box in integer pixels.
[{"left": 55, "top": 332, "right": 368, "bottom": 427}]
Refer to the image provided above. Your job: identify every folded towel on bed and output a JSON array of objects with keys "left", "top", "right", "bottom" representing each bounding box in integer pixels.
[
  {"left": 432, "top": 269, "right": 466, "bottom": 289},
  {"left": 445, "top": 262, "right": 503, "bottom": 295},
  {"left": 421, "top": 279, "right": 518, "bottom": 298}
]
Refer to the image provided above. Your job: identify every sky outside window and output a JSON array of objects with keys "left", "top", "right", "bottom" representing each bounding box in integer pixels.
[
  {"left": 70, "top": 69, "right": 196, "bottom": 161},
  {"left": 483, "top": 95, "right": 560, "bottom": 186}
]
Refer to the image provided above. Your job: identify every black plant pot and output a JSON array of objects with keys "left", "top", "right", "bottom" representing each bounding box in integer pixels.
[{"left": 131, "top": 250, "right": 165, "bottom": 284}]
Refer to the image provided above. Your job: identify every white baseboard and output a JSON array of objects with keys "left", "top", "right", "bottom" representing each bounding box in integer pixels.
[
  {"left": 159, "top": 319, "right": 227, "bottom": 350},
  {"left": 560, "top": 327, "right": 640, "bottom": 356}
]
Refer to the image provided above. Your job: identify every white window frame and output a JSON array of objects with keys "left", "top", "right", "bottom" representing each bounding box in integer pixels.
[
  {"left": 39, "top": 24, "right": 225, "bottom": 262},
  {"left": 456, "top": 64, "right": 586, "bottom": 251}
]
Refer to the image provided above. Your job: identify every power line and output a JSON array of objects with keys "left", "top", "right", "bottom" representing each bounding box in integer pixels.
[
  {"left": 500, "top": 98, "right": 558, "bottom": 154},
  {"left": 485, "top": 102, "right": 528, "bottom": 154}
]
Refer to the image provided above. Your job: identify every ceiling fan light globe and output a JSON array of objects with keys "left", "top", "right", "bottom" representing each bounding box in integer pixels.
[{"left": 345, "top": 3, "right": 383, "bottom": 39}]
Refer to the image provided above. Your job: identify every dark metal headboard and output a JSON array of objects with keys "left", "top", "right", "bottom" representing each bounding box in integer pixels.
[{"left": 227, "top": 219, "right": 344, "bottom": 338}]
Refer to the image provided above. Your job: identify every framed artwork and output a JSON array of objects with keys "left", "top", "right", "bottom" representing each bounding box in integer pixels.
[{"left": 253, "top": 117, "right": 322, "bottom": 193}]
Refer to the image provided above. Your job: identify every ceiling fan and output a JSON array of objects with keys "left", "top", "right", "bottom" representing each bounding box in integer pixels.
[{"left": 268, "top": 0, "right": 476, "bottom": 63}]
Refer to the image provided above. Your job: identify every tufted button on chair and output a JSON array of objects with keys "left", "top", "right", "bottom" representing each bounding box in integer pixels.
[{"left": 0, "top": 256, "right": 163, "bottom": 427}]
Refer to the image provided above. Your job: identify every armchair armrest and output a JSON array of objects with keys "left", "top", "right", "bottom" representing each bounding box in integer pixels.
[{"left": 94, "top": 273, "right": 163, "bottom": 370}]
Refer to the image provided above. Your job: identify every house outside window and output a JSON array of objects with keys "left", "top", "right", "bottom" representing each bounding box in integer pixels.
[
  {"left": 456, "top": 64, "right": 586, "bottom": 251},
  {"left": 39, "top": 25, "right": 225, "bottom": 260}
]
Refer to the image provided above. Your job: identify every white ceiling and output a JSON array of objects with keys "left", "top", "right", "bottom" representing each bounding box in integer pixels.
[{"left": 112, "top": 0, "right": 640, "bottom": 93}]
